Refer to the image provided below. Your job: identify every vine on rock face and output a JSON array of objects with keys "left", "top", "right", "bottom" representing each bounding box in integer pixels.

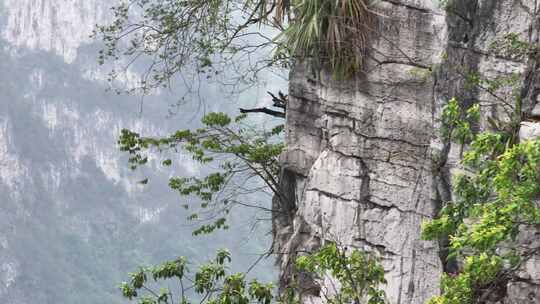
[{"left": 119, "top": 112, "right": 284, "bottom": 235}]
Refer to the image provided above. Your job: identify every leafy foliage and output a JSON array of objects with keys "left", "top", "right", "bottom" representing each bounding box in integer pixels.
[
  {"left": 423, "top": 98, "right": 540, "bottom": 303},
  {"left": 423, "top": 32, "right": 540, "bottom": 302},
  {"left": 120, "top": 245, "right": 386, "bottom": 304},
  {"left": 119, "top": 112, "right": 284, "bottom": 235},
  {"left": 95, "top": 0, "right": 377, "bottom": 90},
  {"left": 93, "top": 0, "right": 284, "bottom": 94},
  {"left": 295, "top": 243, "right": 387, "bottom": 304},
  {"left": 279, "top": 0, "right": 374, "bottom": 77},
  {"left": 440, "top": 97, "right": 479, "bottom": 145},
  {"left": 120, "top": 249, "right": 276, "bottom": 304}
]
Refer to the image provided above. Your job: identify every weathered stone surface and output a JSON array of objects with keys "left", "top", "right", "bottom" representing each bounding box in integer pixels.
[
  {"left": 275, "top": 0, "right": 540, "bottom": 303},
  {"left": 520, "top": 121, "right": 540, "bottom": 140}
]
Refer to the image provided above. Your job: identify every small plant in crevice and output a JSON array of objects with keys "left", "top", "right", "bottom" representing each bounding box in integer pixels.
[
  {"left": 279, "top": 0, "right": 376, "bottom": 78},
  {"left": 439, "top": 97, "right": 480, "bottom": 146},
  {"left": 489, "top": 33, "right": 540, "bottom": 61}
]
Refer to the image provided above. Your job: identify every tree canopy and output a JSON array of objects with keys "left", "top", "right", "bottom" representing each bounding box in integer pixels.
[{"left": 94, "top": 0, "right": 376, "bottom": 93}]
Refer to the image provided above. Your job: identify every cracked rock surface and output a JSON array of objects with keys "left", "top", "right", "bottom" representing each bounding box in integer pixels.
[{"left": 273, "top": 0, "right": 540, "bottom": 303}]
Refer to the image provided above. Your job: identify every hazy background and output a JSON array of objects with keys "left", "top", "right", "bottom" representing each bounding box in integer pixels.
[{"left": 0, "top": 1, "right": 284, "bottom": 303}]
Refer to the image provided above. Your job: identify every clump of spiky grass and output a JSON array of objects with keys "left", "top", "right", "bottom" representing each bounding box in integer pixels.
[{"left": 281, "top": 0, "right": 375, "bottom": 78}]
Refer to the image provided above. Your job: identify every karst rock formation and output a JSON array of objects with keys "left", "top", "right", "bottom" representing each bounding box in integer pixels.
[{"left": 273, "top": 1, "right": 540, "bottom": 303}]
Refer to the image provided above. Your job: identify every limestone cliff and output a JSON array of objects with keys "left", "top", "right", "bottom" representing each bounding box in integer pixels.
[
  {"left": 0, "top": 1, "right": 274, "bottom": 302},
  {"left": 274, "top": 1, "right": 540, "bottom": 303}
]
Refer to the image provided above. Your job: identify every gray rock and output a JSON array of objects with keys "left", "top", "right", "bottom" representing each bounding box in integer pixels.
[
  {"left": 531, "top": 102, "right": 540, "bottom": 117},
  {"left": 275, "top": 0, "right": 540, "bottom": 303},
  {"left": 520, "top": 122, "right": 540, "bottom": 141}
]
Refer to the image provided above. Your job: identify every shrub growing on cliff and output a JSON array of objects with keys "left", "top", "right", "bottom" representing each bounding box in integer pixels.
[
  {"left": 280, "top": 0, "right": 375, "bottom": 77},
  {"left": 424, "top": 132, "right": 540, "bottom": 303},
  {"left": 295, "top": 243, "right": 386, "bottom": 304},
  {"left": 423, "top": 56, "right": 540, "bottom": 303},
  {"left": 119, "top": 248, "right": 275, "bottom": 304},
  {"left": 424, "top": 133, "right": 540, "bottom": 303}
]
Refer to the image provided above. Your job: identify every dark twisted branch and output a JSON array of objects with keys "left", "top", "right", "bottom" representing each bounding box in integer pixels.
[{"left": 239, "top": 91, "right": 288, "bottom": 118}]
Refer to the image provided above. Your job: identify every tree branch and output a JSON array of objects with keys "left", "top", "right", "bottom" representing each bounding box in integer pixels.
[{"left": 239, "top": 107, "right": 285, "bottom": 118}]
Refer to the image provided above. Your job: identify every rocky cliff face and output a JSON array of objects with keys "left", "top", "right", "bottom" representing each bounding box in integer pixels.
[{"left": 275, "top": 0, "right": 540, "bottom": 303}]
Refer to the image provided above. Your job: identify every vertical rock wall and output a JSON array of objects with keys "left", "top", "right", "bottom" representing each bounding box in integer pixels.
[{"left": 274, "top": 0, "right": 540, "bottom": 303}]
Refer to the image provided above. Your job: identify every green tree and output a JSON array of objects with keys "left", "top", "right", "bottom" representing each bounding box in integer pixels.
[
  {"left": 119, "top": 112, "right": 285, "bottom": 235},
  {"left": 120, "top": 249, "right": 275, "bottom": 304},
  {"left": 119, "top": 244, "right": 387, "bottom": 304},
  {"left": 422, "top": 34, "right": 540, "bottom": 304},
  {"left": 93, "top": 0, "right": 377, "bottom": 93},
  {"left": 424, "top": 116, "right": 540, "bottom": 303},
  {"left": 295, "top": 243, "right": 386, "bottom": 304}
]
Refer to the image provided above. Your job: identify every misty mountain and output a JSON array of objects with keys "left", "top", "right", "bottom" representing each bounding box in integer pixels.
[{"left": 0, "top": 1, "right": 278, "bottom": 303}]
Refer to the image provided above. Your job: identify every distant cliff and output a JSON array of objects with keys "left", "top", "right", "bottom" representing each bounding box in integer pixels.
[{"left": 275, "top": 1, "right": 540, "bottom": 303}]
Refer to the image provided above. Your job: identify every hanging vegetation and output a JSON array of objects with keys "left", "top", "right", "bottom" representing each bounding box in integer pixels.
[
  {"left": 280, "top": 0, "right": 375, "bottom": 77},
  {"left": 95, "top": 0, "right": 376, "bottom": 93}
]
